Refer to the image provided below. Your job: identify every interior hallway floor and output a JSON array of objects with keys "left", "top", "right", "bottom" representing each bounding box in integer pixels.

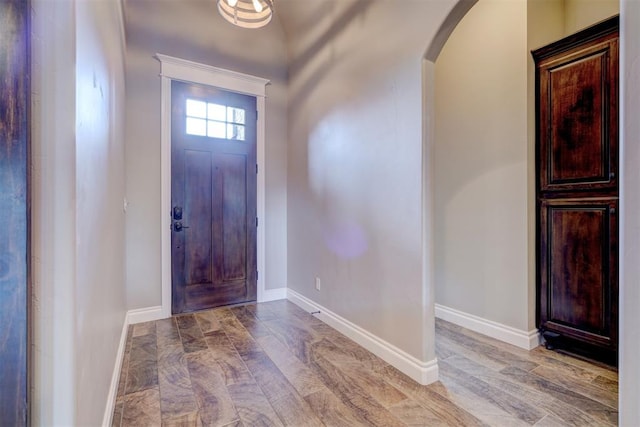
[{"left": 111, "top": 300, "right": 618, "bottom": 426}]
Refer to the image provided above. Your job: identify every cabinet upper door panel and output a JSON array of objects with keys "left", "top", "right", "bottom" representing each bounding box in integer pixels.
[{"left": 537, "top": 34, "right": 618, "bottom": 193}]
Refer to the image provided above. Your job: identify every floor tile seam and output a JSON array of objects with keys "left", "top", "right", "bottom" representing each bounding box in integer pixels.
[
  {"left": 590, "top": 374, "right": 619, "bottom": 386},
  {"left": 170, "top": 316, "right": 190, "bottom": 354},
  {"left": 451, "top": 363, "right": 606, "bottom": 427},
  {"left": 258, "top": 336, "right": 362, "bottom": 425},
  {"left": 436, "top": 321, "right": 532, "bottom": 356},
  {"left": 436, "top": 322, "right": 541, "bottom": 368},
  {"left": 289, "top": 318, "right": 412, "bottom": 409},
  {"left": 256, "top": 336, "right": 331, "bottom": 400},
  {"left": 184, "top": 359, "right": 241, "bottom": 427},
  {"left": 124, "top": 335, "right": 161, "bottom": 396},
  {"left": 223, "top": 308, "right": 294, "bottom": 427},
  {"left": 118, "top": 330, "right": 134, "bottom": 399},
  {"left": 499, "top": 363, "right": 615, "bottom": 409},
  {"left": 120, "top": 386, "right": 162, "bottom": 426},
  {"left": 113, "top": 330, "right": 133, "bottom": 427},
  {"left": 448, "top": 335, "right": 539, "bottom": 372},
  {"left": 496, "top": 365, "right": 617, "bottom": 424},
  {"left": 436, "top": 334, "right": 524, "bottom": 373},
  {"left": 440, "top": 356, "right": 572, "bottom": 410},
  {"left": 528, "top": 348, "right": 617, "bottom": 380},
  {"left": 194, "top": 310, "right": 218, "bottom": 335},
  {"left": 155, "top": 343, "right": 200, "bottom": 422},
  {"left": 309, "top": 351, "right": 406, "bottom": 422},
  {"left": 253, "top": 313, "right": 320, "bottom": 371},
  {"left": 175, "top": 320, "right": 230, "bottom": 427},
  {"left": 324, "top": 359, "right": 410, "bottom": 410},
  {"left": 588, "top": 385, "right": 619, "bottom": 402},
  {"left": 438, "top": 362, "right": 547, "bottom": 425},
  {"left": 314, "top": 336, "right": 406, "bottom": 390},
  {"left": 384, "top": 372, "right": 463, "bottom": 414},
  {"left": 465, "top": 369, "right": 586, "bottom": 423},
  {"left": 416, "top": 379, "right": 497, "bottom": 427},
  {"left": 177, "top": 314, "right": 210, "bottom": 352},
  {"left": 539, "top": 395, "right": 611, "bottom": 427},
  {"left": 254, "top": 311, "right": 316, "bottom": 352},
  {"left": 528, "top": 358, "right": 600, "bottom": 383},
  {"left": 305, "top": 377, "right": 397, "bottom": 427},
  {"left": 385, "top": 393, "right": 459, "bottom": 425},
  {"left": 528, "top": 366, "right": 619, "bottom": 410}
]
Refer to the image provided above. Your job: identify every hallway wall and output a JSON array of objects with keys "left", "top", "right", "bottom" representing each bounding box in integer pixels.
[
  {"left": 285, "top": 0, "right": 457, "bottom": 363},
  {"left": 30, "top": 0, "right": 128, "bottom": 424},
  {"left": 434, "top": 0, "right": 529, "bottom": 332},
  {"left": 564, "top": 0, "right": 619, "bottom": 34},
  {"left": 620, "top": 0, "right": 640, "bottom": 423}
]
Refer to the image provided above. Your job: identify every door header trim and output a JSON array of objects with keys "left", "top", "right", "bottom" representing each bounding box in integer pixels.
[{"left": 156, "top": 54, "right": 270, "bottom": 97}]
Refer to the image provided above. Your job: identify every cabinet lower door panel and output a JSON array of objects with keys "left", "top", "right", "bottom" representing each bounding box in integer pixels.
[{"left": 539, "top": 198, "right": 618, "bottom": 350}]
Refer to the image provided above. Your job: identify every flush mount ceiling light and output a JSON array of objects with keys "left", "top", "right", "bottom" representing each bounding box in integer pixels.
[{"left": 217, "top": 0, "right": 274, "bottom": 29}]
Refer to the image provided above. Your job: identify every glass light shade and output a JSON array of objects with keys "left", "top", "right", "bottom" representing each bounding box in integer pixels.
[{"left": 217, "top": 0, "right": 274, "bottom": 29}]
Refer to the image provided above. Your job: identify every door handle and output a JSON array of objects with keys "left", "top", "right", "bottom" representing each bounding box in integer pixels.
[{"left": 173, "top": 221, "right": 190, "bottom": 232}]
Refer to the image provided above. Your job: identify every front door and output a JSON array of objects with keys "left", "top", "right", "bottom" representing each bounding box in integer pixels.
[{"left": 171, "top": 80, "right": 257, "bottom": 314}]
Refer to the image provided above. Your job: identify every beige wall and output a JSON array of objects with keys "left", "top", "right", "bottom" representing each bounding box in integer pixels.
[
  {"left": 123, "top": 0, "right": 289, "bottom": 309},
  {"left": 74, "top": 1, "right": 128, "bottom": 423},
  {"left": 286, "top": 0, "right": 456, "bottom": 361},
  {"left": 434, "top": 0, "right": 530, "bottom": 330},
  {"left": 565, "top": 0, "right": 619, "bottom": 34},
  {"left": 31, "top": 0, "right": 127, "bottom": 424},
  {"left": 620, "top": 1, "right": 640, "bottom": 423}
]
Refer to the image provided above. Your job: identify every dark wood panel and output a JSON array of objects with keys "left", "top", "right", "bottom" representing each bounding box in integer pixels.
[
  {"left": 539, "top": 199, "right": 617, "bottom": 349},
  {"left": 538, "top": 39, "right": 617, "bottom": 192},
  {"left": 0, "top": 0, "right": 30, "bottom": 424},
  {"left": 218, "top": 154, "right": 247, "bottom": 281},
  {"left": 535, "top": 17, "right": 618, "bottom": 194},
  {"left": 549, "top": 52, "right": 605, "bottom": 183},
  {"left": 184, "top": 149, "right": 213, "bottom": 285}
]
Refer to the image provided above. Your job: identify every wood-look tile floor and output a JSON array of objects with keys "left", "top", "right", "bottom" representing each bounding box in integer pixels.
[{"left": 112, "top": 300, "right": 618, "bottom": 426}]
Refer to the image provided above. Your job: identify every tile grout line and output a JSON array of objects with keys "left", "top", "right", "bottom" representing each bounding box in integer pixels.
[{"left": 224, "top": 306, "right": 292, "bottom": 427}]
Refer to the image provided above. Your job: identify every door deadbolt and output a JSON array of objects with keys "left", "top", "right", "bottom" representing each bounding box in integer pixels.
[{"left": 173, "top": 206, "right": 183, "bottom": 220}]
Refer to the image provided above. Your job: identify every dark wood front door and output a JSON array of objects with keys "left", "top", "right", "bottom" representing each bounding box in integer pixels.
[
  {"left": 0, "top": 0, "right": 30, "bottom": 424},
  {"left": 171, "top": 81, "right": 257, "bottom": 314}
]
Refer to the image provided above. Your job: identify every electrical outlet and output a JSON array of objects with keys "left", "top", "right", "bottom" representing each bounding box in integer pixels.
[{"left": 315, "top": 277, "right": 321, "bottom": 291}]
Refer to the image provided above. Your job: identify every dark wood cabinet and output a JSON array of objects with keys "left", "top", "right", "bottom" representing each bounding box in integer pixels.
[{"left": 533, "top": 16, "right": 618, "bottom": 364}]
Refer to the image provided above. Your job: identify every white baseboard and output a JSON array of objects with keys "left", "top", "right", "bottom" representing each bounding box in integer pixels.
[
  {"left": 258, "top": 286, "right": 287, "bottom": 302},
  {"left": 102, "top": 305, "right": 169, "bottom": 426},
  {"left": 127, "top": 305, "right": 165, "bottom": 324},
  {"left": 435, "top": 304, "right": 541, "bottom": 350},
  {"left": 102, "top": 312, "right": 129, "bottom": 427},
  {"left": 287, "top": 289, "right": 439, "bottom": 385}
]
